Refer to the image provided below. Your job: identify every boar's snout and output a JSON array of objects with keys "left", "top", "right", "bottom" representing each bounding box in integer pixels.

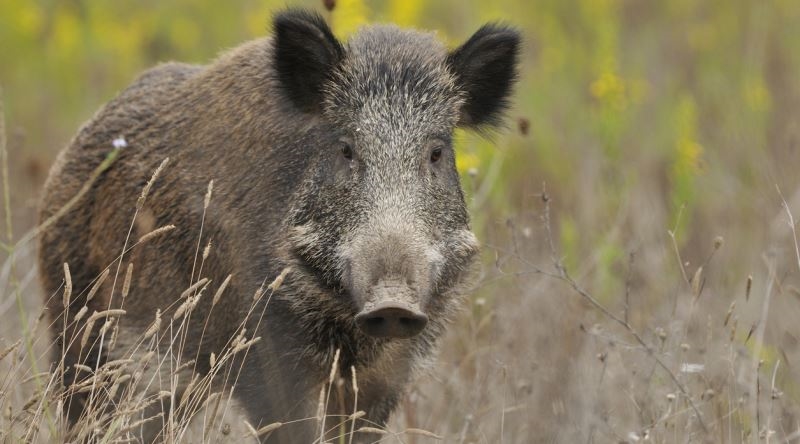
[
  {"left": 354, "top": 280, "right": 429, "bottom": 339},
  {"left": 356, "top": 301, "right": 428, "bottom": 339}
]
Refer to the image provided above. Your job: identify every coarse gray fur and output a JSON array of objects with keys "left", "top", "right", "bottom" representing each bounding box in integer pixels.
[{"left": 38, "top": 8, "right": 519, "bottom": 443}]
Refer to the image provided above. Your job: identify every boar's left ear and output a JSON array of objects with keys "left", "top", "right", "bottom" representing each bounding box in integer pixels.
[
  {"left": 273, "top": 9, "right": 345, "bottom": 113},
  {"left": 447, "top": 24, "right": 520, "bottom": 128}
]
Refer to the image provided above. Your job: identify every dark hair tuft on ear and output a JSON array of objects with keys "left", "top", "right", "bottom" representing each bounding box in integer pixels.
[
  {"left": 447, "top": 24, "right": 521, "bottom": 128},
  {"left": 273, "top": 9, "right": 344, "bottom": 113}
]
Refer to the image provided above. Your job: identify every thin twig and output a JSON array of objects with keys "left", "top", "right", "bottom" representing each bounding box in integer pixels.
[
  {"left": 667, "top": 204, "right": 690, "bottom": 285},
  {"left": 777, "top": 185, "right": 800, "bottom": 273},
  {"left": 765, "top": 359, "right": 780, "bottom": 444},
  {"left": 624, "top": 251, "right": 636, "bottom": 325},
  {"left": 536, "top": 190, "right": 708, "bottom": 432}
]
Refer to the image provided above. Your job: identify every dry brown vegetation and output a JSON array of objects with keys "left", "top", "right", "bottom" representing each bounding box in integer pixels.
[
  {"left": 2, "top": 106, "right": 800, "bottom": 443},
  {"left": 400, "top": 193, "right": 800, "bottom": 442}
]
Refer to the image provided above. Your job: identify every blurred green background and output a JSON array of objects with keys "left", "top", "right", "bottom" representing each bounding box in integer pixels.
[
  {"left": 4, "top": 0, "right": 800, "bottom": 440},
  {"left": 4, "top": 0, "right": 800, "bottom": 280}
]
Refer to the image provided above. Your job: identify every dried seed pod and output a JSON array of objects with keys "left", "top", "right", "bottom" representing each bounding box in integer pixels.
[
  {"left": 86, "top": 269, "right": 110, "bottom": 303},
  {"left": 88, "top": 309, "right": 126, "bottom": 323},
  {"left": 204, "top": 179, "right": 214, "bottom": 210},
  {"left": 256, "top": 422, "right": 283, "bottom": 436},
  {"left": 63, "top": 263, "right": 72, "bottom": 308},
  {"left": 212, "top": 274, "right": 232, "bottom": 307},
  {"left": 268, "top": 267, "right": 291, "bottom": 292},
  {"left": 356, "top": 427, "right": 389, "bottom": 435},
  {"left": 180, "top": 278, "right": 209, "bottom": 299},
  {"left": 137, "top": 225, "right": 176, "bottom": 244},
  {"left": 405, "top": 428, "right": 443, "bottom": 439},
  {"left": 137, "top": 157, "right": 169, "bottom": 210},
  {"left": 745, "top": 275, "right": 752, "bottom": 301},
  {"left": 144, "top": 309, "right": 162, "bottom": 339},
  {"left": 724, "top": 301, "right": 736, "bottom": 327},
  {"left": 122, "top": 262, "right": 134, "bottom": 300}
]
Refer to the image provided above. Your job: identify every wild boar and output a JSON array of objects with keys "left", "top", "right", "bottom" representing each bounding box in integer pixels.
[{"left": 38, "top": 8, "right": 519, "bottom": 442}]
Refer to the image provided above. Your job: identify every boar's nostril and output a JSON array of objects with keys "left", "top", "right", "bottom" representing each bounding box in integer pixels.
[
  {"left": 355, "top": 302, "right": 428, "bottom": 339},
  {"left": 398, "top": 316, "right": 424, "bottom": 329},
  {"left": 365, "top": 316, "right": 385, "bottom": 327}
]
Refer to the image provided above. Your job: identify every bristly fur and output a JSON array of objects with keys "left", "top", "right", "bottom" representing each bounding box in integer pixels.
[{"left": 37, "top": 8, "right": 519, "bottom": 443}]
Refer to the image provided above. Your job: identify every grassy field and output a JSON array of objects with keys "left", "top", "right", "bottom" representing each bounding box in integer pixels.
[{"left": 2, "top": 0, "right": 800, "bottom": 442}]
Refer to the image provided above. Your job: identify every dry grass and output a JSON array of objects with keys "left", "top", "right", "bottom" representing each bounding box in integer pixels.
[
  {"left": 390, "top": 188, "right": 800, "bottom": 442},
  {"left": 1, "top": 132, "right": 799, "bottom": 444}
]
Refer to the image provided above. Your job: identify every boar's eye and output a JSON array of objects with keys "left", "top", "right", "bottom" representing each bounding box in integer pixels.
[
  {"left": 430, "top": 147, "right": 443, "bottom": 163},
  {"left": 341, "top": 142, "right": 353, "bottom": 160}
]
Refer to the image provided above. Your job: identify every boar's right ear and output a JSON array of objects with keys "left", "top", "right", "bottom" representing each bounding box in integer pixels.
[
  {"left": 447, "top": 24, "right": 520, "bottom": 128},
  {"left": 273, "top": 9, "right": 344, "bottom": 113}
]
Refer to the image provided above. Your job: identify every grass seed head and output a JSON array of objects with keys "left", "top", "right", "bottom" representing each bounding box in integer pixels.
[
  {"left": 73, "top": 363, "right": 93, "bottom": 374},
  {"left": 348, "top": 410, "right": 365, "bottom": 420},
  {"left": 180, "top": 277, "right": 209, "bottom": 299},
  {"left": 0, "top": 340, "right": 20, "bottom": 363},
  {"left": 62, "top": 262, "right": 72, "bottom": 308},
  {"left": 88, "top": 309, "right": 126, "bottom": 323},
  {"left": 724, "top": 301, "right": 736, "bottom": 326},
  {"left": 745, "top": 275, "right": 753, "bottom": 301},
  {"left": 171, "top": 298, "right": 191, "bottom": 320},
  {"left": 144, "top": 309, "right": 162, "bottom": 339},
  {"left": 138, "top": 350, "right": 155, "bottom": 365},
  {"left": 730, "top": 316, "right": 738, "bottom": 341},
  {"left": 328, "top": 348, "right": 340, "bottom": 385},
  {"left": 356, "top": 427, "right": 389, "bottom": 435},
  {"left": 404, "top": 428, "right": 443, "bottom": 439},
  {"left": 109, "top": 323, "right": 119, "bottom": 348},
  {"left": 202, "top": 241, "right": 211, "bottom": 260},
  {"left": 204, "top": 179, "right": 214, "bottom": 210},
  {"left": 267, "top": 267, "right": 291, "bottom": 292},
  {"left": 122, "top": 262, "right": 133, "bottom": 299},
  {"left": 256, "top": 422, "right": 283, "bottom": 436},
  {"left": 137, "top": 224, "right": 176, "bottom": 244},
  {"left": 99, "top": 318, "right": 114, "bottom": 336},
  {"left": 212, "top": 274, "right": 232, "bottom": 307},
  {"left": 81, "top": 315, "right": 97, "bottom": 350},
  {"left": 137, "top": 157, "right": 169, "bottom": 210},
  {"left": 86, "top": 269, "right": 110, "bottom": 303}
]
